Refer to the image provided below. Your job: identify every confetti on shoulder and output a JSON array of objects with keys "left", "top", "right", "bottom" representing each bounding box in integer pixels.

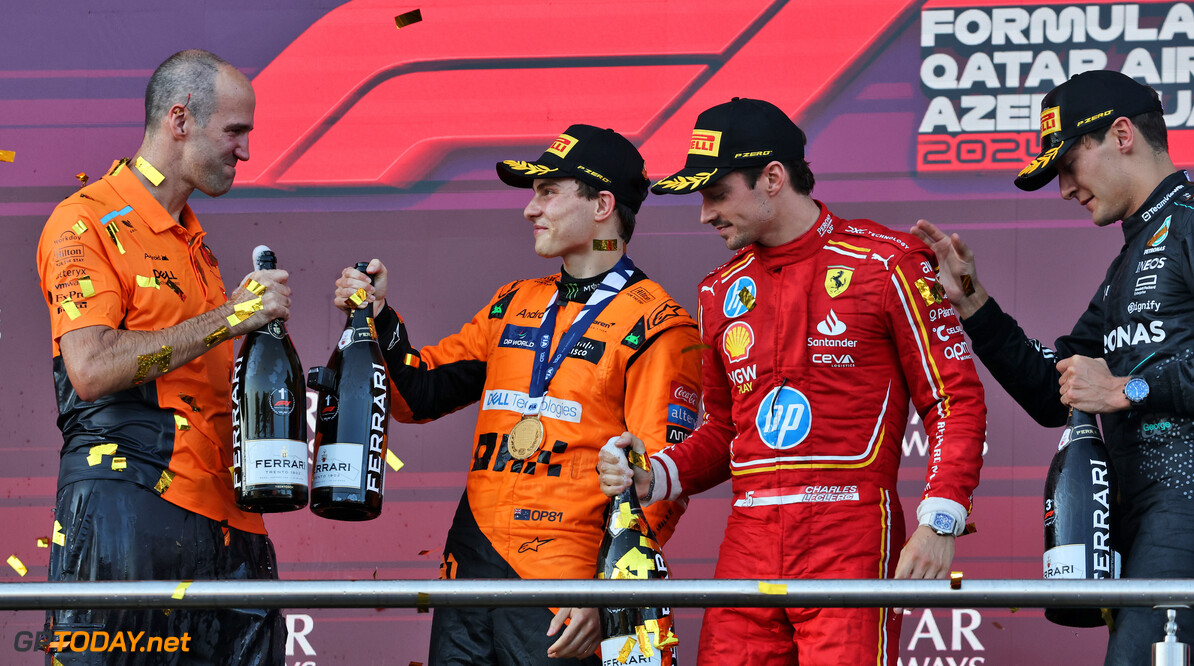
[{"left": 395, "top": 8, "right": 422, "bottom": 28}]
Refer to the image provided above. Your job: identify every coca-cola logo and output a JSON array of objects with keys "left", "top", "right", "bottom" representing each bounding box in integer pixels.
[
  {"left": 670, "top": 381, "right": 698, "bottom": 409},
  {"left": 270, "top": 387, "right": 296, "bottom": 415}
]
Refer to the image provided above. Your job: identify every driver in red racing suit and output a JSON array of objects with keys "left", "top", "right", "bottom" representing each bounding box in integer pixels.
[{"left": 599, "top": 98, "right": 986, "bottom": 665}]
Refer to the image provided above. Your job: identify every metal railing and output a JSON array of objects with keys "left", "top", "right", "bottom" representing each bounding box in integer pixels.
[{"left": 2, "top": 578, "right": 1193, "bottom": 610}]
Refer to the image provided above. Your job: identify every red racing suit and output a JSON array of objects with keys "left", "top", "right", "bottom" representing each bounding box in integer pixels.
[{"left": 650, "top": 202, "right": 986, "bottom": 665}]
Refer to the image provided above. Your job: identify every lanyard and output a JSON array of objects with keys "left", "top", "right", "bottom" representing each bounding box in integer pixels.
[{"left": 522, "top": 254, "right": 635, "bottom": 416}]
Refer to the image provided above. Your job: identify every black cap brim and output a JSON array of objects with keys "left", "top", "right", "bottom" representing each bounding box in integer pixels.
[
  {"left": 650, "top": 166, "right": 731, "bottom": 195},
  {"left": 1014, "top": 138, "right": 1074, "bottom": 192},
  {"left": 496, "top": 160, "right": 562, "bottom": 189}
]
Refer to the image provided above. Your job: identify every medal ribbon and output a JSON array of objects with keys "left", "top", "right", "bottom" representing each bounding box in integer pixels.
[{"left": 522, "top": 255, "right": 636, "bottom": 417}]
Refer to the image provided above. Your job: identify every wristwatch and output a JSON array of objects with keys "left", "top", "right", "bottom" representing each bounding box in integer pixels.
[
  {"left": 927, "top": 512, "right": 957, "bottom": 537},
  {"left": 1124, "top": 376, "right": 1150, "bottom": 407}
]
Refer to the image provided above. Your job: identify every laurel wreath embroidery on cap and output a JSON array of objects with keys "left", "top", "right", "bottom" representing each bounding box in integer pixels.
[
  {"left": 656, "top": 169, "right": 717, "bottom": 191},
  {"left": 503, "top": 160, "right": 558, "bottom": 176}
]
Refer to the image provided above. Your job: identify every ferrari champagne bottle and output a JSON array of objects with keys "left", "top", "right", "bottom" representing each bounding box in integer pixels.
[
  {"left": 231, "top": 246, "right": 308, "bottom": 512},
  {"left": 1043, "top": 407, "right": 1120, "bottom": 627},
  {"left": 597, "top": 451, "right": 677, "bottom": 665},
  {"left": 309, "top": 262, "right": 390, "bottom": 521}
]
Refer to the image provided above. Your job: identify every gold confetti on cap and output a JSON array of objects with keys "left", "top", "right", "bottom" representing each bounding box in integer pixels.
[
  {"left": 72, "top": 220, "right": 88, "bottom": 235},
  {"left": 154, "top": 469, "right": 175, "bottom": 494},
  {"left": 171, "top": 580, "right": 193, "bottom": 600},
  {"left": 134, "top": 156, "right": 165, "bottom": 186},
  {"left": 78, "top": 276, "right": 95, "bottom": 297},
  {"left": 386, "top": 449, "right": 404, "bottom": 471},
  {"left": 36, "top": 537, "right": 49, "bottom": 548},
  {"left": 86, "top": 442, "right": 118, "bottom": 466},
  {"left": 52, "top": 520, "right": 65, "bottom": 546},
  {"left": 395, "top": 8, "right": 422, "bottom": 28},
  {"left": 758, "top": 581, "right": 787, "bottom": 595},
  {"left": 7, "top": 555, "right": 27, "bottom": 576}
]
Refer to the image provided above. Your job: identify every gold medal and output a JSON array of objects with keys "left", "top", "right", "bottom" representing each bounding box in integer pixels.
[{"left": 508, "top": 416, "right": 544, "bottom": 460}]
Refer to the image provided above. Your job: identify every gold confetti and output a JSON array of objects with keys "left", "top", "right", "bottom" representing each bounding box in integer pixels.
[
  {"left": 36, "top": 538, "right": 49, "bottom": 548},
  {"left": 72, "top": 220, "right": 88, "bottom": 235},
  {"left": 78, "top": 276, "right": 95, "bottom": 297},
  {"left": 593, "top": 239, "right": 618, "bottom": 251},
  {"left": 636, "top": 625, "right": 654, "bottom": 658},
  {"left": 61, "top": 298, "right": 81, "bottom": 320},
  {"left": 963, "top": 522, "right": 977, "bottom": 536},
  {"left": 76, "top": 172, "right": 89, "bottom": 185},
  {"left": 225, "top": 297, "right": 263, "bottom": 328},
  {"left": 179, "top": 394, "right": 201, "bottom": 412},
  {"left": 960, "top": 273, "right": 975, "bottom": 297},
  {"left": 154, "top": 469, "right": 176, "bottom": 494},
  {"left": 7, "top": 555, "right": 27, "bottom": 577},
  {"left": 245, "top": 279, "right": 266, "bottom": 296},
  {"left": 136, "top": 275, "right": 160, "bottom": 289},
  {"left": 111, "top": 456, "right": 126, "bottom": 471},
  {"left": 386, "top": 449, "right": 404, "bottom": 471},
  {"left": 105, "top": 223, "right": 126, "bottom": 254},
  {"left": 52, "top": 520, "right": 65, "bottom": 546},
  {"left": 617, "top": 636, "right": 634, "bottom": 662},
  {"left": 204, "top": 326, "right": 231, "bottom": 348},
  {"left": 133, "top": 346, "right": 172, "bottom": 382},
  {"left": 758, "top": 581, "right": 787, "bottom": 595},
  {"left": 86, "top": 443, "right": 118, "bottom": 466},
  {"left": 134, "top": 156, "right": 165, "bottom": 186},
  {"left": 417, "top": 592, "right": 430, "bottom": 613},
  {"left": 738, "top": 286, "right": 756, "bottom": 311},
  {"left": 404, "top": 353, "right": 420, "bottom": 368},
  {"left": 950, "top": 571, "right": 963, "bottom": 590},
  {"left": 348, "top": 287, "right": 368, "bottom": 308},
  {"left": 0, "top": 150, "right": 14, "bottom": 163},
  {"left": 395, "top": 8, "right": 423, "bottom": 28},
  {"left": 171, "top": 580, "right": 193, "bottom": 600},
  {"left": 656, "top": 627, "right": 679, "bottom": 648},
  {"left": 367, "top": 317, "right": 377, "bottom": 340},
  {"left": 174, "top": 414, "right": 190, "bottom": 431},
  {"left": 110, "top": 158, "right": 129, "bottom": 177},
  {"left": 626, "top": 449, "right": 649, "bottom": 471}
]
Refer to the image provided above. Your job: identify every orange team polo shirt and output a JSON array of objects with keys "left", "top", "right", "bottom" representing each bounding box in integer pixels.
[{"left": 36, "top": 159, "right": 266, "bottom": 534}]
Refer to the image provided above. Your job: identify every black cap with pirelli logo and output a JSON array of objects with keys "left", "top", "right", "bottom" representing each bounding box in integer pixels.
[
  {"left": 651, "top": 97, "right": 806, "bottom": 194},
  {"left": 496, "top": 124, "right": 650, "bottom": 213},
  {"left": 1015, "top": 70, "right": 1163, "bottom": 192}
]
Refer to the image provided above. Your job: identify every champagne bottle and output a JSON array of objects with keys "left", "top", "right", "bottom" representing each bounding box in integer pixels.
[
  {"left": 1043, "top": 407, "right": 1120, "bottom": 627},
  {"left": 308, "top": 262, "right": 390, "bottom": 521},
  {"left": 231, "top": 245, "right": 308, "bottom": 513},
  {"left": 597, "top": 451, "right": 677, "bottom": 665}
]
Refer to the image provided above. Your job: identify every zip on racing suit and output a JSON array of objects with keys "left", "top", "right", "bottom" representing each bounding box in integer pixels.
[
  {"left": 962, "top": 171, "right": 1194, "bottom": 664},
  {"left": 646, "top": 202, "right": 986, "bottom": 665}
]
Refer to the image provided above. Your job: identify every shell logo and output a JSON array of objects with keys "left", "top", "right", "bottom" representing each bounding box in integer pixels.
[{"left": 723, "top": 321, "right": 755, "bottom": 363}]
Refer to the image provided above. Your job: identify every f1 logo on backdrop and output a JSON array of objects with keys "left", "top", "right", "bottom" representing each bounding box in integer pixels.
[{"left": 240, "top": 0, "right": 920, "bottom": 188}]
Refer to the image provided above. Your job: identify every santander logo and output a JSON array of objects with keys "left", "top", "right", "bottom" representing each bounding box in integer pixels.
[
  {"left": 671, "top": 382, "right": 699, "bottom": 409},
  {"left": 816, "top": 310, "right": 847, "bottom": 336}
]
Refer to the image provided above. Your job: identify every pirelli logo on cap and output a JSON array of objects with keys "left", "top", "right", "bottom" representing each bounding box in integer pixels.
[
  {"left": 1039, "top": 106, "right": 1061, "bottom": 137},
  {"left": 547, "top": 133, "right": 578, "bottom": 158},
  {"left": 689, "top": 129, "right": 723, "bottom": 157}
]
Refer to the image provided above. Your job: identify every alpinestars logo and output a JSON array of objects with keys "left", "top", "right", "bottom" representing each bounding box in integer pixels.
[{"left": 816, "top": 310, "right": 846, "bottom": 336}]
